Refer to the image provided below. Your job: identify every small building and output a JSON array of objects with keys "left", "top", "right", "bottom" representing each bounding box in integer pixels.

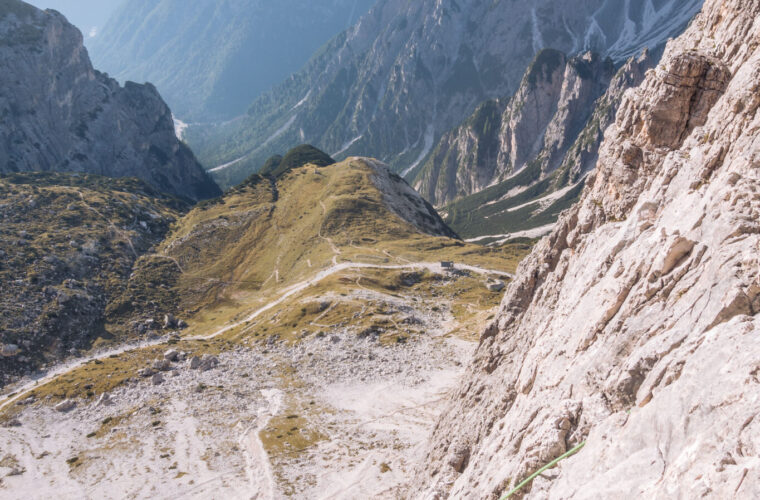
[
  {"left": 486, "top": 280, "right": 506, "bottom": 292},
  {"left": 441, "top": 261, "right": 454, "bottom": 269}
]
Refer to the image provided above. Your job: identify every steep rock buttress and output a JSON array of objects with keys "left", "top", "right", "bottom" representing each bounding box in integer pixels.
[{"left": 413, "top": 0, "right": 760, "bottom": 497}]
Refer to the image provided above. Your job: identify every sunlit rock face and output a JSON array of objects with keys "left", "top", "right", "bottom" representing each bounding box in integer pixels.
[
  {"left": 413, "top": 0, "right": 760, "bottom": 497},
  {"left": 0, "top": 1, "right": 220, "bottom": 201}
]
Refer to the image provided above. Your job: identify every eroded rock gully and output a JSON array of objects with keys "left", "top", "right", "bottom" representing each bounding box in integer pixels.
[{"left": 412, "top": 0, "right": 760, "bottom": 498}]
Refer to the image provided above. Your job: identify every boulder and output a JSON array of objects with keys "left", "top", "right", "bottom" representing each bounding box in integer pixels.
[
  {"left": 15, "top": 396, "right": 35, "bottom": 406},
  {"left": 1, "top": 344, "right": 20, "bottom": 357},
  {"left": 164, "top": 349, "right": 179, "bottom": 362},
  {"left": 151, "top": 373, "right": 164, "bottom": 386},
  {"left": 137, "top": 367, "right": 155, "bottom": 378},
  {"left": 55, "top": 399, "right": 76, "bottom": 412},
  {"left": 486, "top": 280, "right": 505, "bottom": 292},
  {"left": 152, "top": 359, "right": 171, "bottom": 371},
  {"left": 163, "top": 314, "right": 177, "bottom": 329},
  {"left": 189, "top": 354, "right": 218, "bottom": 371},
  {"left": 199, "top": 354, "right": 219, "bottom": 371}
]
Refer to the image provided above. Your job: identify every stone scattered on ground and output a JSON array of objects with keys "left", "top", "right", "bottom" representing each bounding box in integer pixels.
[
  {"left": 152, "top": 359, "right": 171, "bottom": 372},
  {"left": 163, "top": 314, "right": 176, "bottom": 329},
  {"left": 97, "top": 393, "right": 112, "bottom": 406},
  {"left": 54, "top": 400, "right": 76, "bottom": 413},
  {"left": 0, "top": 344, "right": 20, "bottom": 357},
  {"left": 199, "top": 355, "right": 219, "bottom": 372}
]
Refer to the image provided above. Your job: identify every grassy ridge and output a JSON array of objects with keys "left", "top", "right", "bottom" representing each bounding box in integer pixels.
[
  {"left": 137, "top": 158, "right": 525, "bottom": 336},
  {"left": 0, "top": 158, "right": 532, "bottom": 418}
]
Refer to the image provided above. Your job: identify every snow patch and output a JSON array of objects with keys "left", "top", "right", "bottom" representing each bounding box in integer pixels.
[
  {"left": 173, "top": 116, "right": 188, "bottom": 140},
  {"left": 208, "top": 155, "right": 246, "bottom": 173},
  {"left": 208, "top": 114, "right": 297, "bottom": 173},
  {"left": 291, "top": 90, "right": 312, "bottom": 111},
  {"left": 262, "top": 114, "right": 297, "bottom": 148},
  {"left": 501, "top": 176, "right": 586, "bottom": 215}
]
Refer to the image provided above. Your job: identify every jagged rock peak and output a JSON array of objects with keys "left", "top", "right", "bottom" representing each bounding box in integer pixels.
[
  {"left": 413, "top": 0, "right": 760, "bottom": 497},
  {"left": 0, "top": 0, "right": 220, "bottom": 201},
  {"left": 188, "top": 0, "right": 705, "bottom": 188},
  {"left": 415, "top": 49, "right": 617, "bottom": 207},
  {"left": 420, "top": 48, "right": 658, "bottom": 242}
]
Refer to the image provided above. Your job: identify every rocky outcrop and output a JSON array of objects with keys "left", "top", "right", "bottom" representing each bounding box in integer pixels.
[
  {"left": 186, "top": 0, "right": 704, "bottom": 188},
  {"left": 0, "top": 172, "right": 186, "bottom": 387},
  {"left": 429, "top": 50, "right": 655, "bottom": 240},
  {"left": 415, "top": 50, "right": 616, "bottom": 207},
  {"left": 413, "top": 0, "right": 760, "bottom": 497},
  {"left": 0, "top": 1, "right": 220, "bottom": 201},
  {"left": 367, "top": 158, "right": 459, "bottom": 239}
]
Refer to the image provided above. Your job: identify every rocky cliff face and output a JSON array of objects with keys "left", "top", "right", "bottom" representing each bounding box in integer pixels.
[
  {"left": 415, "top": 50, "right": 616, "bottom": 207},
  {"left": 413, "top": 0, "right": 760, "bottom": 497},
  {"left": 186, "top": 0, "right": 703, "bottom": 189},
  {"left": 0, "top": 1, "right": 220, "bottom": 201},
  {"left": 422, "top": 49, "right": 654, "bottom": 241}
]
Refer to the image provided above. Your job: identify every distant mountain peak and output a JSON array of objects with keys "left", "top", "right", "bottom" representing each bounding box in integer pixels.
[
  {"left": 188, "top": 0, "right": 704, "bottom": 189},
  {"left": 0, "top": 0, "right": 220, "bottom": 200}
]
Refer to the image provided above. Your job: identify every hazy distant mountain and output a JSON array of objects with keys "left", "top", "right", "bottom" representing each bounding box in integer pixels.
[
  {"left": 187, "top": 0, "right": 704, "bottom": 189},
  {"left": 89, "top": 0, "right": 376, "bottom": 121},
  {"left": 0, "top": 0, "right": 220, "bottom": 200},
  {"left": 24, "top": 0, "right": 120, "bottom": 38}
]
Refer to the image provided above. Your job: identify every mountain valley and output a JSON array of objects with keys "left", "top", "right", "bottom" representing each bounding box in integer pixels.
[
  {"left": 0, "top": 155, "right": 528, "bottom": 497},
  {"left": 89, "top": 0, "right": 377, "bottom": 121},
  {"left": 1, "top": 0, "right": 759, "bottom": 498},
  {"left": 184, "top": 0, "right": 704, "bottom": 189}
]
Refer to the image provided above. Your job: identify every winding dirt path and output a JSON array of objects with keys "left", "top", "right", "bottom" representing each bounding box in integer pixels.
[
  {"left": 0, "top": 262, "right": 511, "bottom": 413},
  {"left": 239, "top": 389, "right": 283, "bottom": 498}
]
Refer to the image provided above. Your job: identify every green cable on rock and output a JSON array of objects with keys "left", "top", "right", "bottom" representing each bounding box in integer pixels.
[{"left": 500, "top": 441, "right": 586, "bottom": 499}]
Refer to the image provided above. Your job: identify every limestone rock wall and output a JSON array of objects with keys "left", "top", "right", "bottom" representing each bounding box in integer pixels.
[
  {"left": 413, "top": 0, "right": 760, "bottom": 497},
  {"left": 0, "top": 1, "right": 220, "bottom": 201}
]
